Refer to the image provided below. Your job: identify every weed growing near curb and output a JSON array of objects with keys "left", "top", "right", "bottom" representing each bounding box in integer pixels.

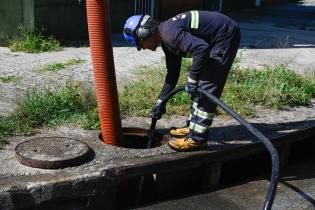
[
  {"left": 1, "top": 64, "right": 314, "bottom": 146},
  {"left": 222, "top": 65, "right": 315, "bottom": 116},
  {"left": 119, "top": 59, "right": 192, "bottom": 117},
  {"left": 0, "top": 83, "right": 98, "bottom": 146},
  {"left": 34, "top": 58, "right": 86, "bottom": 72},
  {"left": 9, "top": 25, "right": 61, "bottom": 53},
  {"left": 0, "top": 116, "right": 16, "bottom": 148},
  {"left": 14, "top": 83, "right": 96, "bottom": 127},
  {"left": 66, "top": 58, "right": 86, "bottom": 66},
  {"left": 79, "top": 108, "right": 100, "bottom": 129},
  {"left": 119, "top": 61, "right": 315, "bottom": 118},
  {"left": 0, "top": 75, "right": 20, "bottom": 83}
]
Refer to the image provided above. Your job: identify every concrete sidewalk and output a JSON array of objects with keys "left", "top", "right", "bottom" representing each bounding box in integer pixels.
[
  {"left": 235, "top": 0, "right": 315, "bottom": 73},
  {"left": 0, "top": 46, "right": 164, "bottom": 116}
]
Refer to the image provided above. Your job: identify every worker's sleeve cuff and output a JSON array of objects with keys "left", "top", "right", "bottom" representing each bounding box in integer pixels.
[{"left": 188, "top": 77, "right": 198, "bottom": 84}]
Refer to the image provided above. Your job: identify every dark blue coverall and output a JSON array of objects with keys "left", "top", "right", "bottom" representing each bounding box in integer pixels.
[{"left": 157, "top": 11, "right": 241, "bottom": 143}]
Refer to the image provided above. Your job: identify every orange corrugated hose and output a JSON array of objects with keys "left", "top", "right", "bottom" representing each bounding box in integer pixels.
[{"left": 86, "top": 0, "right": 124, "bottom": 145}]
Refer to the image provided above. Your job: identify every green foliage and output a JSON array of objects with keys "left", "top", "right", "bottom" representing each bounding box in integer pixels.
[
  {"left": 0, "top": 116, "right": 16, "bottom": 148},
  {"left": 223, "top": 65, "right": 315, "bottom": 116},
  {"left": 14, "top": 83, "right": 97, "bottom": 127},
  {"left": 35, "top": 58, "right": 85, "bottom": 72},
  {"left": 1, "top": 61, "right": 314, "bottom": 146},
  {"left": 119, "top": 66, "right": 165, "bottom": 116},
  {"left": 9, "top": 25, "right": 61, "bottom": 53},
  {"left": 0, "top": 83, "right": 98, "bottom": 146},
  {"left": 79, "top": 108, "right": 100, "bottom": 129},
  {"left": 0, "top": 75, "right": 20, "bottom": 83},
  {"left": 119, "top": 59, "right": 192, "bottom": 116},
  {"left": 119, "top": 61, "right": 315, "bottom": 118},
  {"left": 40, "top": 63, "right": 66, "bottom": 72},
  {"left": 66, "top": 58, "right": 86, "bottom": 66}
]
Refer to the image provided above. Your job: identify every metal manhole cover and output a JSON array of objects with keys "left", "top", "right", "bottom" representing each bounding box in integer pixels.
[{"left": 15, "top": 137, "right": 92, "bottom": 169}]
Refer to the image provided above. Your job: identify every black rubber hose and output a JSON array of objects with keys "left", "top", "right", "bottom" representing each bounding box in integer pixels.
[
  {"left": 197, "top": 87, "right": 279, "bottom": 210},
  {"left": 152, "top": 86, "right": 279, "bottom": 210},
  {"left": 147, "top": 87, "right": 185, "bottom": 148},
  {"left": 136, "top": 88, "right": 184, "bottom": 204}
]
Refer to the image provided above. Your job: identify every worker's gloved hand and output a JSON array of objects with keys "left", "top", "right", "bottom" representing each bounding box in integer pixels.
[
  {"left": 185, "top": 77, "right": 199, "bottom": 95},
  {"left": 151, "top": 99, "right": 166, "bottom": 120}
]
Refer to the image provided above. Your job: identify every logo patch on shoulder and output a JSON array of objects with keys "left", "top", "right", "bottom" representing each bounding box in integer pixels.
[{"left": 172, "top": 13, "right": 187, "bottom": 21}]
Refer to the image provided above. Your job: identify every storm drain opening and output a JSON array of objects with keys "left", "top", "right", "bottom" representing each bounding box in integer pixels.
[
  {"left": 116, "top": 167, "right": 206, "bottom": 209},
  {"left": 98, "top": 127, "right": 164, "bottom": 149},
  {"left": 115, "top": 136, "right": 315, "bottom": 209}
]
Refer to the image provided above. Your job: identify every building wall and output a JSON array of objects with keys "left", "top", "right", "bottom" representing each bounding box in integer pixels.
[
  {"left": 0, "top": 0, "right": 295, "bottom": 43},
  {"left": 34, "top": 0, "right": 88, "bottom": 41},
  {"left": 23, "top": 0, "right": 35, "bottom": 31},
  {"left": 222, "top": 0, "right": 256, "bottom": 11},
  {"left": 159, "top": 0, "right": 203, "bottom": 20},
  {"left": 0, "top": 0, "right": 23, "bottom": 36},
  {"left": 157, "top": 0, "right": 257, "bottom": 20},
  {"left": 34, "top": 0, "right": 134, "bottom": 40},
  {"left": 0, "top": 0, "right": 133, "bottom": 43},
  {"left": 262, "top": 0, "right": 295, "bottom": 6},
  {"left": 110, "top": 0, "right": 134, "bottom": 33},
  {"left": 0, "top": 0, "right": 35, "bottom": 45}
]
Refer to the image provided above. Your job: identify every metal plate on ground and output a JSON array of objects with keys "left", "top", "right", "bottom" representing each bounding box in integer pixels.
[{"left": 15, "top": 137, "right": 92, "bottom": 169}]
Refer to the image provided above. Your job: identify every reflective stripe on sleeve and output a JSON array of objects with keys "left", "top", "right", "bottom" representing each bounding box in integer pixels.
[{"left": 190, "top": 11, "right": 199, "bottom": 29}]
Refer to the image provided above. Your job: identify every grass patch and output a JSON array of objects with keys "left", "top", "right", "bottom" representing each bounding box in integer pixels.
[
  {"left": 1, "top": 62, "right": 314, "bottom": 146},
  {"left": 120, "top": 59, "right": 192, "bottom": 117},
  {"left": 221, "top": 65, "right": 315, "bottom": 116},
  {"left": 119, "top": 61, "right": 315, "bottom": 118},
  {"left": 34, "top": 58, "right": 86, "bottom": 72},
  {"left": 66, "top": 58, "right": 86, "bottom": 66},
  {"left": 9, "top": 25, "right": 61, "bottom": 53},
  {"left": 0, "top": 116, "right": 16, "bottom": 148},
  {"left": 14, "top": 83, "right": 97, "bottom": 127},
  {"left": 0, "top": 75, "right": 20, "bottom": 83},
  {"left": 0, "top": 83, "right": 98, "bottom": 147}
]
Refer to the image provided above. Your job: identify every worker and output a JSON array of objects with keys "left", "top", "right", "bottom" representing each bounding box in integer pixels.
[{"left": 123, "top": 11, "right": 241, "bottom": 151}]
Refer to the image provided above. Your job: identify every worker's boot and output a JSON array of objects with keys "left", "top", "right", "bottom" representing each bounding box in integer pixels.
[
  {"left": 169, "top": 127, "right": 189, "bottom": 137},
  {"left": 168, "top": 137, "right": 207, "bottom": 152}
]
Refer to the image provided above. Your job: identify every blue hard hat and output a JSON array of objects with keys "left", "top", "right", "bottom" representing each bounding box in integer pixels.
[{"left": 123, "top": 15, "right": 143, "bottom": 51}]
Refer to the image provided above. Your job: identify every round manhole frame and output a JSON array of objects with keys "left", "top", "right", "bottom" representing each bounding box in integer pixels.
[
  {"left": 15, "top": 137, "right": 92, "bottom": 169},
  {"left": 98, "top": 127, "right": 164, "bottom": 149}
]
